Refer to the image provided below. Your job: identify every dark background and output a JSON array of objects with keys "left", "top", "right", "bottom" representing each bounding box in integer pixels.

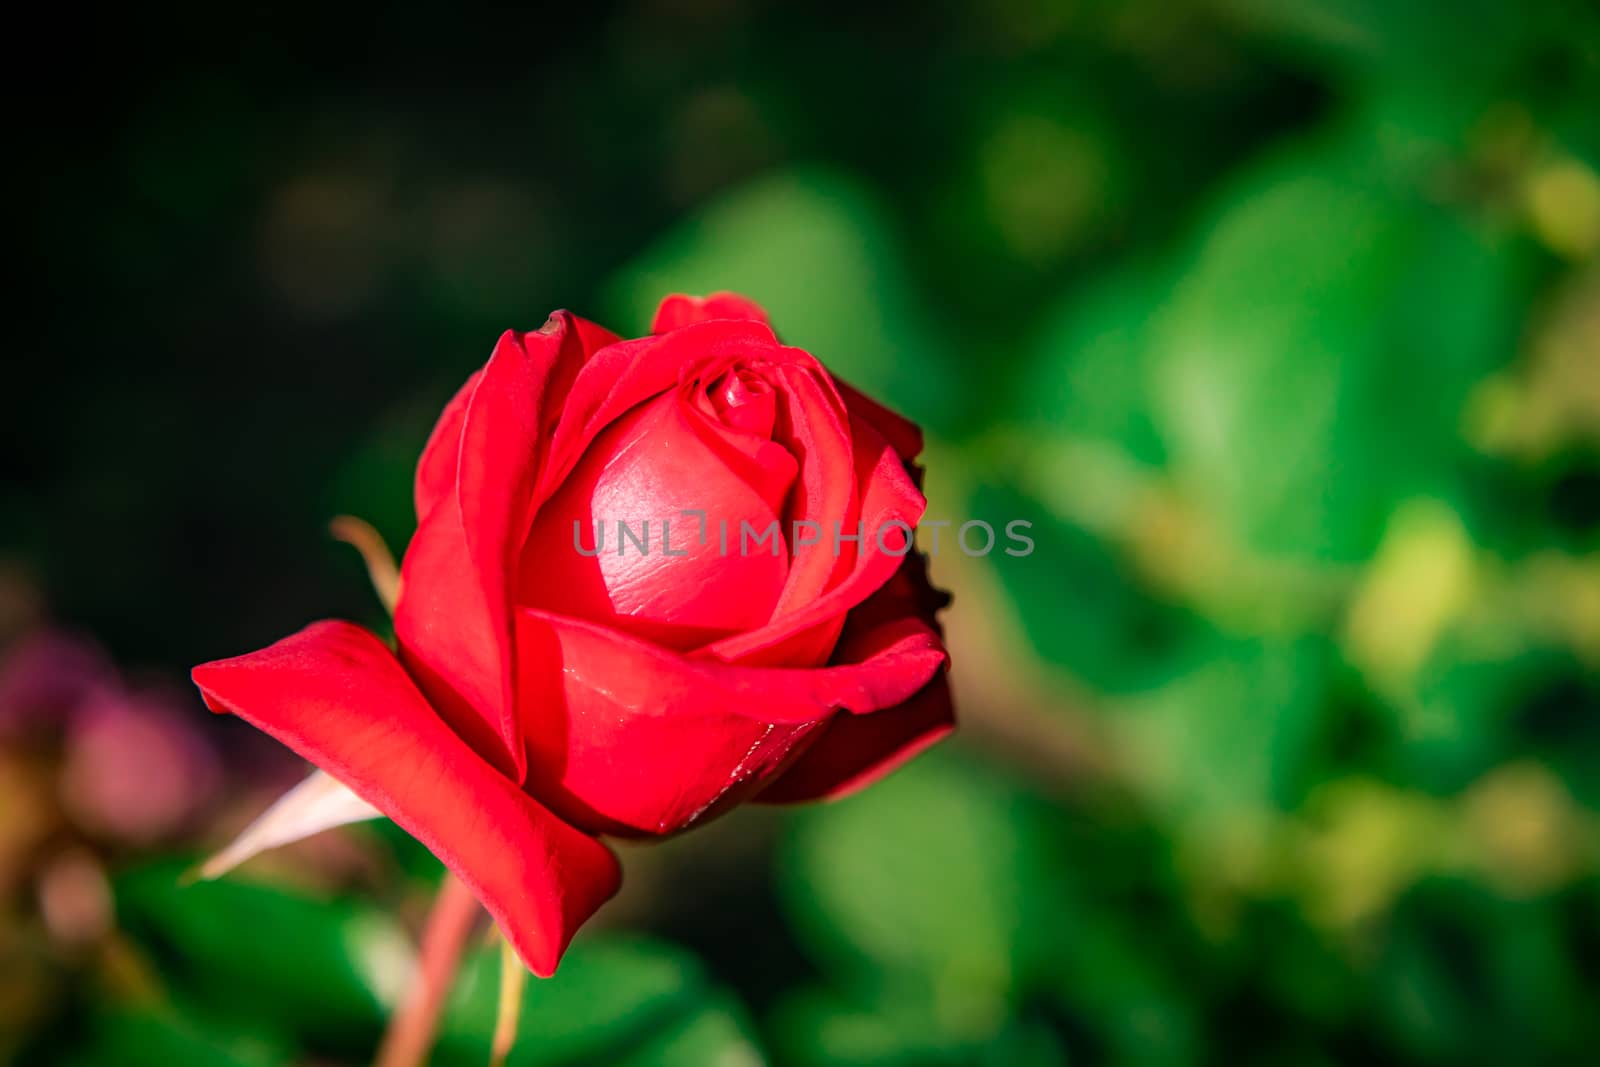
[{"left": 4, "top": 2, "right": 1600, "bottom": 1064}]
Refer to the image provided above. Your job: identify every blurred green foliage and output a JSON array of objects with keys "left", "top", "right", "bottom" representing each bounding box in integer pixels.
[{"left": 6, "top": 0, "right": 1600, "bottom": 1064}]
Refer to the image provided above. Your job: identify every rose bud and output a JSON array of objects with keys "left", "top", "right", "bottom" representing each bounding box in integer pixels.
[{"left": 192, "top": 293, "right": 952, "bottom": 976}]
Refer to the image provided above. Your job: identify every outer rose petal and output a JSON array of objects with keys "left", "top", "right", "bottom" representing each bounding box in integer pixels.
[
  {"left": 413, "top": 370, "right": 480, "bottom": 523},
  {"left": 414, "top": 314, "right": 621, "bottom": 525},
  {"left": 757, "top": 543, "right": 953, "bottom": 801},
  {"left": 757, "top": 673, "right": 953, "bottom": 803},
  {"left": 192, "top": 621, "right": 619, "bottom": 977},
  {"left": 835, "top": 378, "right": 924, "bottom": 464},
  {"left": 651, "top": 292, "right": 771, "bottom": 333},
  {"left": 397, "top": 314, "right": 610, "bottom": 779},
  {"left": 515, "top": 607, "right": 946, "bottom": 837}
]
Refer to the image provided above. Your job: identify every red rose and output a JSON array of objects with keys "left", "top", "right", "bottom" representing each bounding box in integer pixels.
[{"left": 192, "top": 293, "right": 952, "bottom": 975}]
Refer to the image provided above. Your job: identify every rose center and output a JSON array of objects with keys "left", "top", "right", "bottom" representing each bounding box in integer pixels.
[{"left": 709, "top": 367, "right": 776, "bottom": 436}]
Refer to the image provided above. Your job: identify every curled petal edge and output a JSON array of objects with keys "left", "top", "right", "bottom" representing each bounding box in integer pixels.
[{"left": 192, "top": 621, "right": 620, "bottom": 976}]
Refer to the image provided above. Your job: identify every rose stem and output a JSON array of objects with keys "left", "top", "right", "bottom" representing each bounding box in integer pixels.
[{"left": 372, "top": 872, "right": 481, "bottom": 1067}]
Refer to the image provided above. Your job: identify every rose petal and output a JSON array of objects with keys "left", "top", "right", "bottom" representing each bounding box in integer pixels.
[
  {"left": 413, "top": 370, "right": 480, "bottom": 523},
  {"left": 762, "top": 362, "right": 859, "bottom": 629},
  {"left": 651, "top": 292, "right": 772, "bottom": 333},
  {"left": 685, "top": 374, "right": 797, "bottom": 515},
  {"left": 757, "top": 673, "right": 954, "bottom": 804},
  {"left": 835, "top": 378, "right": 924, "bottom": 463},
  {"left": 760, "top": 534, "right": 954, "bottom": 802},
  {"left": 514, "top": 606, "right": 945, "bottom": 836},
  {"left": 415, "top": 315, "right": 620, "bottom": 525},
  {"left": 705, "top": 413, "right": 926, "bottom": 667},
  {"left": 192, "top": 621, "right": 620, "bottom": 977},
  {"left": 519, "top": 390, "right": 791, "bottom": 649},
  {"left": 536, "top": 319, "right": 781, "bottom": 505},
  {"left": 396, "top": 315, "right": 609, "bottom": 780}
]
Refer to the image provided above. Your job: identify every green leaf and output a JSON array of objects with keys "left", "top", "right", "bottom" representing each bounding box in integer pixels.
[
  {"left": 972, "top": 483, "right": 1208, "bottom": 694},
  {"left": 1018, "top": 260, "right": 1170, "bottom": 469},
  {"left": 609, "top": 991, "right": 767, "bottom": 1067},
  {"left": 49, "top": 1008, "right": 287, "bottom": 1067},
  {"left": 779, "top": 750, "right": 1072, "bottom": 1039},
  {"left": 770, "top": 986, "right": 1069, "bottom": 1067},
  {"left": 1151, "top": 169, "right": 1400, "bottom": 564},
  {"left": 769, "top": 987, "right": 936, "bottom": 1067},
  {"left": 116, "top": 862, "right": 410, "bottom": 1048},
  {"left": 1114, "top": 635, "right": 1333, "bottom": 819},
  {"left": 1147, "top": 140, "right": 1520, "bottom": 568}
]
